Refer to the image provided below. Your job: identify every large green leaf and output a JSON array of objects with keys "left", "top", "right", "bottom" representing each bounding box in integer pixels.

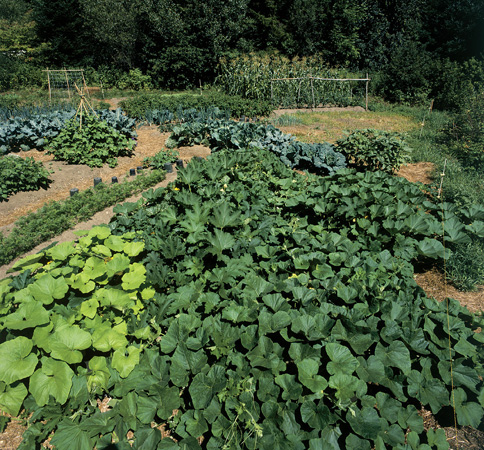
[
  {"left": 157, "top": 386, "right": 182, "bottom": 420},
  {"left": 50, "top": 418, "right": 93, "bottom": 450},
  {"left": 112, "top": 346, "right": 141, "bottom": 378},
  {"left": 374, "top": 340, "right": 411, "bottom": 375},
  {"left": 28, "top": 274, "right": 69, "bottom": 304},
  {"left": 346, "top": 406, "right": 382, "bottom": 440},
  {"left": 407, "top": 370, "right": 449, "bottom": 414},
  {"left": 453, "top": 388, "right": 484, "bottom": 428},
  {"left": 3, "top": 301, "right": 50, "bottom": 330},
  {"left": 189, "top": 366, "right": 226, "bottom": 410},
  {"left": 30, "top": 357, "right": 74, "bottom": 406},
  {"left": 416, "top": 238, "right": 448, "bottom": 259},
  {"left": 300, "top": 400, "right": 333, "bottom": 430},
  {"left": 326, "top": 343, "right": 359, "bottom": 375},
  {"left": 106, "top": 253, "right": 131, "bottom": 276},
  {"left": 92, "top": 325, "right": 128, "bottom": 352},
  {"left": 0, "top": 381, "right": 28, "bottom": 416},
  {"left": 206, "top": 229, "right": 235, "bottom": 255},
  {"left": 87, "top": 356, "right": 110, "bottom": 392},
  {"left": 0, "top": 336, "right": 38, "bottom": 384},
  {"left": 123, "top": 241, "right": 145, "bottom": 257},
  {"left": 95, "top": 287, "right": 134, "bottom": 311},
  {"left": 297, "top": 359, "right": 328, "bottom": 394},
  {"left": 49, "top": 325, "right": 92, "bottom": 364},
  {"left": 121, "top": 263, "right": 146, "bottom": 290}
]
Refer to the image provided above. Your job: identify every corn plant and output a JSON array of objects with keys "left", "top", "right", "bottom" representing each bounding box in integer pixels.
[{"left": 216, "top": 53, "right": 366, "bottom": 108}]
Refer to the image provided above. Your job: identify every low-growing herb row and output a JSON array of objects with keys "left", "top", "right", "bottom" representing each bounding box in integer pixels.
[{"left": 1, "top": 147, "right": 483, "bottom": 449}]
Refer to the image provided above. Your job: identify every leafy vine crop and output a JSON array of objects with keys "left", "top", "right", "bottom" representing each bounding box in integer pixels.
[
  {"left": 45, "top": 114, "right": 135, "bottom": 168},
  {"left": 0, "top": 155, "right": 52, "bottom": 201},
  {"left": 2, "top": 149, "right": 483, "bottom": 449}
]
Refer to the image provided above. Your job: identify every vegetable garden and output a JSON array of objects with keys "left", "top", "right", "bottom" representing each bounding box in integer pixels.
[{"left": 0, "top": 94, "right": 484, "bottom": 449}]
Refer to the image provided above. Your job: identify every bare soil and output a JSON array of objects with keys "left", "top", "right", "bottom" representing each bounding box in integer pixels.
[{"left": 0, "top": 106, "right": 483, "bottom": 449}]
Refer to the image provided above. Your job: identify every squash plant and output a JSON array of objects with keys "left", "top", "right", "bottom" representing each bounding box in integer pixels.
[
  {"left": 0, "top": 155, "right": 52, "bottom": 201},
  {"left": 335, "top": 128, "right": 411, "bottom": 174},
  {"left": 1, "top": 150, "right": 484, "bottom": 449},
  {"left": 45, "top": 114, "right": 135, "bottom": 168}
]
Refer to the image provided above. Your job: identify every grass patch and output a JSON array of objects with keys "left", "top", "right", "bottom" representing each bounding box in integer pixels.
[{"left": 273, "top": 110, "right": 419, "bottom": 143}]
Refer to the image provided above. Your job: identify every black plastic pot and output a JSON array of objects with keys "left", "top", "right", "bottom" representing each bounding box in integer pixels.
[
  {"left": 94, "top": 177, "right": 102, "bottom": 186},
  {"left": 112, "top": 176, "right": 118, "bottom": 183},
  {"left": 129, "top": 168, "right": 136, "bottom": 176},
  {"left": 164, "top": 163, "right": 173, "bottom": 173},
  {"left": 176, "top": 159, "right": 184, "bottom": 169},
  {"left": 70, "top": 188, "right": 79, "bottom": 196}
]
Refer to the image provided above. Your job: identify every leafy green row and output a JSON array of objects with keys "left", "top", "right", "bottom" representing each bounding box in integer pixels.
[
  {"left": 165, "top": 119, "right": 347, "bottom": 175},
  {"left": 0, "top": 155, "right": 52, "bottom": 202},
  {"left": 146, "top": 107, "right": 231, "bottom": 131},
  {"left": 119, "top": 92, "right": 274, "bottom": 120},
  {"left": 0, "top": 169, "right": 166, "bottom": 267},
  {"left": 0, "top": 108, "right": 136, "bottom": 155}
]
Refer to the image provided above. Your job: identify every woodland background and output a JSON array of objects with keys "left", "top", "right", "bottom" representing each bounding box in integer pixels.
[{"left": 1, "top": 0, "right": 483, "bottom": 109}]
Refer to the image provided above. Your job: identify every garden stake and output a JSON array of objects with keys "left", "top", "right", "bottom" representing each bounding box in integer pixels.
[
  {"left": 439, "top": 160, "right": 459, "bottom": 448},
  {"left": 437, "top": 159, "right": 447, "bottom": 199}
]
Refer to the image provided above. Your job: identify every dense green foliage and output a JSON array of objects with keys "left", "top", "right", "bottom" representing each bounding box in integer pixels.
[
  {"left": 0, "top": 155, "right": 52, "bottom": 201},
  {"left": 0, "top": 169, "right": 166, "bottom": 266},
  {"left": 119, "top": 93, "right": 274, "bottom": 121},
  {"left": 2, "top": 149, "right": 483, "bottom": 448},
  {"left": 45, "top": 115, "right": 135, "bottom": 168},
  {"left": 0, "top": 110, "right": 74, "bottom": 154},
  {"left": 335, "top": 129, "right": 410, "bottom": 174},
  {"left": 165, "top": 119, "right": 347, "bottom": 175}
]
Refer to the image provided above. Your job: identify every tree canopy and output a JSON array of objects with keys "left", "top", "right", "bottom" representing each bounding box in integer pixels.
[{"left": 0, "top": 0, "right": 483, "bottom": 91}]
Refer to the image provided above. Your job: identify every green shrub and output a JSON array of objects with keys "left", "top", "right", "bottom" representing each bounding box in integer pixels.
[
  {"left": 143, "top": 148, "right": 179, "bottom": 170},
  {"left": 0, "top": 155, "right": 52, "bottom": 201},
  {"left": 375, "top": 42, "right": 433, "bottom": 105},
  {"left": 431, "top": 58, "right": 484, "bottom": 111},
  {"left": 117, "top": 68, "right": 153, "bottom": 91},
  {"left": 0, "top": 54, "right": 44, "bottom": 91},
  {"left": 336, "top": 128, "right": 411, "bottom": 174},
  {"left": 45, "top": 114, "right": 135, "bottom": 168}
]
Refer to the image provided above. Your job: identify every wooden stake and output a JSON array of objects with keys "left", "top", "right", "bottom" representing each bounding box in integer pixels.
[{"left": 365, "top": 73, "right": 369, "bottom": 111}]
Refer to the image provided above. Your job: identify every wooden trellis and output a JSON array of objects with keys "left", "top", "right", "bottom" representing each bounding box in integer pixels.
[
  {"left": 270, "top": 74, "right": 371, "bottom": 111},
  {"left": 44, "top": 68, "right": 88, "bottom": 103}
]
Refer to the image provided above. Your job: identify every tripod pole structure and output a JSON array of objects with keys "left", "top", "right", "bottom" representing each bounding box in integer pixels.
[{"left": 73, "top": 83, "right": 98, "bottom": 130}]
